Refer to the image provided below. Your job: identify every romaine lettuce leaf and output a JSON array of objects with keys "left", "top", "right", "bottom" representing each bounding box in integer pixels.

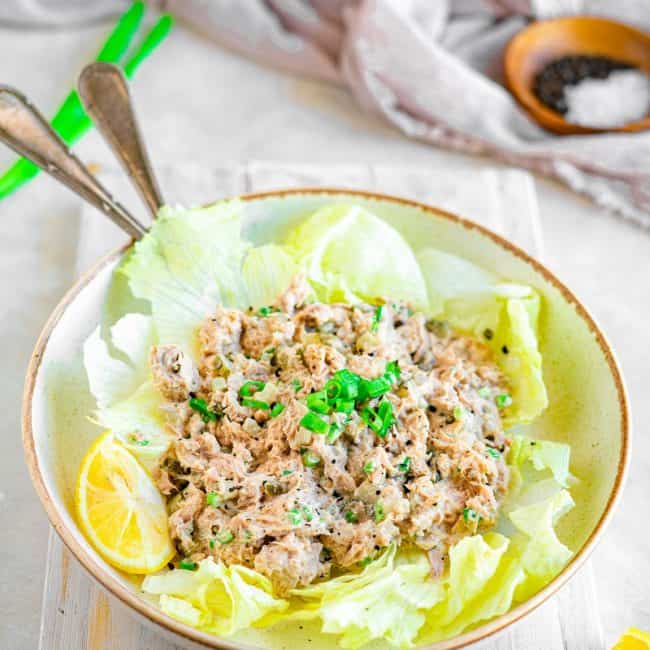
[{"left": 284, "top": 204, "right": 428, "bottom": 308}]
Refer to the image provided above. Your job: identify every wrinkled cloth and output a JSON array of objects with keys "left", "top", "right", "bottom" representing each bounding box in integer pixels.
[{"left": 4, "top": 0, "right": 650, "bottom": 226}]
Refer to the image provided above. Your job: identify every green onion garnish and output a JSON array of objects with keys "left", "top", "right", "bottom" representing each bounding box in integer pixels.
[
  {"left": 361, "top": 376, "right": 392, "bottom": 399},
  {"left": 188, "top": 397, "right": 220, "bottom": 423},
  {"left": 384, "top": 360, "right": 400, "bottom": 384},
  {"left": 209, "top": 539, "right": 215, "bottom": 549},
  {"left": 453, "top": 406, "right": 464, "bottom": 421},
  {"left": 292, "top": 379, "right": 303, "bottom": 392},
  {"left": 358, "top": 556, "right": 373, "bottom": 568},
  {"left": 327, "top": 423, "right": 342, "bottom": 443},
  {"left": 345, "top": 511, "right": 359, "bottom": 523},
  {"left": 206, "top": 492, "right": 221, "bottom": 507},
  {"left": 301, "top": 506, "right": 314, "bottom": 522},
  {"left": 463, "top": 507, "right": 479, "bottom": 523},
  {"left": 300, "top": 412, "right": 329, "bottom": 434},
  {"left": 334, "top": 398, "right": 355, "bottom": 414},
  {"left": 128, "top": 434, "right": 150, "bottom": 446},
  {"left": 325, "top": 379, "right": 341, "bottom": 400},
  {"left": 287, "top": 508, "right": 303, "bottom": 526},
  {"left": 495, "top": 393, "right": 513, "bottom": 408},
  {"left": 239, "top": 380, "right": 266, "bottom": 397},
  {"left": 242, "top": 398, "right": 270, "bottom": 411},
  {"left": 333, "top": 369, "right": 360, "bottom": 400},
  {"left": 374, "top": 501, "right": 385, "bottom": 523},
  {"left": 282, "top": 469, "right": 294, "bottom": 476},
  {"left": 302, "top": 451, "right": 321, "bottom": 468},
  {"left": 398, "top": 456, "right": 411, "bottom": 473},
  {"left": 271, "top": 403, "right": 285, "bottom": 417},
  {"left": 258, "top": 306, "right": 278, "bottom": 317},
  {"left": 371, "top": 304, "right": 384, "bottom": 332},
  {"left": 477, "top": 386, "right": 491, "bottom": 398},
  {"left": 307, "top": 390, "right": 331, "bottom": 414},
  {"left": 216, "top": 530, "right": 234, "bottom": 544},
  {"left": 486, "top": 448, "right": 501, "bottom": 459},
  {"left": 363, "top": 460, "right": 376, "bottom": 474},
  {"left": 179, "top": 559, "right": 198, "bottom": 571}
]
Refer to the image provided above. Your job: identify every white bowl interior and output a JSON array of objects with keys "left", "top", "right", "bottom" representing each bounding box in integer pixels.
[{"left": 28, "top": 192, "right": 626, "bottom": 649}]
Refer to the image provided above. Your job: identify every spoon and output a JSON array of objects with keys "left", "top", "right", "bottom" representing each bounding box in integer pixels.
[
  {"left": 0, "top": 86, "right": 147, "bottom": 240},
  {"left": 78, "top": 62, "right": 163, "bottom": 219}
]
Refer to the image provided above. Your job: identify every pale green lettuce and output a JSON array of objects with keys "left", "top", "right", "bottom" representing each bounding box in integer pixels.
[
  {"left": 143, "top": 559, "right": 288, "bottom": 635},
  {"left": 285, "top": 204, "right": 428, "bottom": 308},
  {"left": 417, "top": 249, "right": 547, "bottom": 426},
  {"left": 242, "top": 244, "right": 301, "bottom": 308}
]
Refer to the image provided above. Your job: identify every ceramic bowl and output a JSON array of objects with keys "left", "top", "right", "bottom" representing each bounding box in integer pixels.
[
  {"left": 504, "top": 16, "right": 650, "bottom": 135},
  {"left": 22, "top": 189, "right": 629, "bottom": 649}
]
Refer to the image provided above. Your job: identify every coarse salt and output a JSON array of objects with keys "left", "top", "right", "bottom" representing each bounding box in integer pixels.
[{"left": 564, "top": 69, "right": 650, "bottom": 128}]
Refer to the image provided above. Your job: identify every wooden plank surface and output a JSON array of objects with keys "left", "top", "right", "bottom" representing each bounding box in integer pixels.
[{"left": 41, "top": 162, "right": 603, "bottom": 650}]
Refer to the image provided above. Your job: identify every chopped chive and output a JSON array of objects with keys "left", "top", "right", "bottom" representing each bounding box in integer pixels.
[
  {"left": 477, "top": 386, "right": 491, "bottom": 398},
  {"left": 271, "top": 402, "right": 285, "bottom": 417},
  {"left": 206, "top": 492, "right": 222, "bottom": 507},
  {"left": 486, "top": 448, "right": 501, "bottom": 459},
  {"left": 307, "top": 391, "right": 331, "bottom": 414},
  {"left": 128, "top": 434, "right": 150, "bottom": 446},
  {"left": 216, "top": 530, "right": 234, "bottom": 544},
  {"left": 188, "top": 397, "right": 220, "bottom": 423},
  {"left": 374, "top": 500, "right": 385, "bottom": 523},
  {"left": 358, "top": 556, "right": 373, "bottom": 568},
  {"left": 363, "top": 460, "right": 376, "bottom": 474},
  {"left": 361, "top": 376, "right": 392, "bottom": 399},
  {"left": 325, "top": 378, "right": 341, "bottom": 400},
  {"left": 334, "top": 398, "right": 355, "bottom": 414},
  {"left": 327, "top": 423, "right": 342, "bottom": 443},
  {"left": 301, "top": 506, "right": 314, "bottom": 522},
  {"left": 384, "top": 360, "right": 400, "bottom": 384},
  {"left": 258, "top": 306, "right": 278, "bottom": 317},
  {"left": 495, "top": 393, "right": 513, "bottom": 408},
  {"left": 302, "top": 451, "right": 321, "bottom": 468},
  {"left": 371, "top": 304, "right": 384, "bottom": 332},
  {"left": 287, "top": 508, "right": 303, "bottom": 526},
  {"left": 209, "top": 539, "right": 216, "bottom": 549},
  {"left": 179, "top": 559, "right": 198, "bottom": 571},
  {"left": 242, "top": 398, "right": 270, "bottom": 410},
  {"left": 453, "top": 406, "right": 464, "bottom": 421},
  {"left": 333, "top": 369, "right": 360, "bottom": 400},
  {"left": 239, "top": 380, "right": 266, "bottom": 397},
  {"left": 282, "top": 469, "right": 294, "bottom": 476},
  {"left": 345, "top": 510, "right": 359, "bottom": 523},
  {"left": 398, "top": 456, "right": 411, "bottom": 473},
  {"left": 300, "top": 412, "right": 329, "bottom": 434},
  {"left": 463, "top": 507, "right": 479, "bottom": 523},
  {"left": 291, "top": 379, "right": 303, "bottom": 392}
]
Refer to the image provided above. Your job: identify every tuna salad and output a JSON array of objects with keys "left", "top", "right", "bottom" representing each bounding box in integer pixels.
[{"left": 152, "top": 275, "right": 512, "bottom": 595}]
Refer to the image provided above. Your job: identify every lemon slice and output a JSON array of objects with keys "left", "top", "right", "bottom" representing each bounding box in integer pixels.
[
  {"left": 75, "top": 431, "right": 175, "bottom": 574},
  {"left": 613, "top": 628, "right": 650, "bottom": 650}
]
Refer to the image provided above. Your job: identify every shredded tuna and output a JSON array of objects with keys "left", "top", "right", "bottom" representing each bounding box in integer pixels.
[{"left": 154, "top": 276, "right": 511, "bottom": 595}]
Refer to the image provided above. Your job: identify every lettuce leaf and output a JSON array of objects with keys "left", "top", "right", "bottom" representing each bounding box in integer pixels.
[
  {"left": 120, "top": 201, "right": 250, "bottom": 356},
  {"left": 284, "top": 204, "right": 428, "bottom": 308},
  {"left": 242, "top": 244, "right": 301, "bottom": 309},
  {"left": 83, "top": 314, "right": 171, "bottom": 468},
  {"left": 508, "top": 435, "right": 571, "bottom": 488},
  {"left": 417, "top": 248, "right": 547, "bottom": 426},
  {"left": 143, "top": 558, "right": 288, "bottom": 636}
]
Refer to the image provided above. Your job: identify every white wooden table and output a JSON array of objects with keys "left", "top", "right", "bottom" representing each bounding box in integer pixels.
[{"left": 39, "top": 162, "right": 603, "bottom": 650}]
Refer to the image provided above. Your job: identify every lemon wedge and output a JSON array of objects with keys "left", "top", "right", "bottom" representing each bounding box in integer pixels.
[
  {"left": 75, "top": 431, "right": 175, "bottom": 574},
  {"left": 613, "top": 628, "right": 650, "bottom": 650}
]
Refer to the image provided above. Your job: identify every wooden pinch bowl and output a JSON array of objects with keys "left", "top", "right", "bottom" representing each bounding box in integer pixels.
[{"left": 504, "top": 16, "right": 650, "bottom": 135}]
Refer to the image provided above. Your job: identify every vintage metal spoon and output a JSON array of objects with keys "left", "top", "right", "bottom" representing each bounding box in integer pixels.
[
  {"left": 78, "top": 62, "right": 163, "bottom": 219},
  {"left": 0, "top": 86, "right": 147, "bottom": 240}
]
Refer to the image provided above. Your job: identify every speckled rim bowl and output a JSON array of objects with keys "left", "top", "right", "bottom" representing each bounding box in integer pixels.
[{"left": 22, "top": 189, "right": 630, "bottom": 649}]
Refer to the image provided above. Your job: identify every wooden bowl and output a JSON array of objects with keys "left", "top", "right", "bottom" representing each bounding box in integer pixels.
[
  {"left": 504, "top": 16, "right": 650, "bottom": 135},
  {"left": 22, "top": 189, "right": 630, "bottom": 649}
]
